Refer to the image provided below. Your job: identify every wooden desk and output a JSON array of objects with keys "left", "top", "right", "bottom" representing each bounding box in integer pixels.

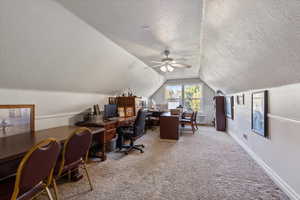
[
  {"left": 160, "top": 112, "right": 180, "bottom": 140},
  {"left": 76, "top": 116, "right": 135, "bottom": 160},
  {"left": 0, "top": 126, "right": 105, "bottom": 180}
]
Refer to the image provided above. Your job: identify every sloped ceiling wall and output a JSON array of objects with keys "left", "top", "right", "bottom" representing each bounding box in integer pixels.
[
  {"left": 0, "top": 0, "right": 164, "bottom": 97},
  {"left": 55, "top": 0, "right": 203, "bottom": 80},
  {"left": 200, "top": 0, "right": 300, "bottom": 94},
  {"left": 3, "top": 0, "right": 299, "bottom": 97}
]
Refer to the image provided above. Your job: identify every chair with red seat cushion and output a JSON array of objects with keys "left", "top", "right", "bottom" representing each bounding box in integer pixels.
[
  {"left": 0, "top": 138, "right": 60, "bottom": 200},
  {"left": 52, "top": 127, "right": 93, "bottom": 200}
]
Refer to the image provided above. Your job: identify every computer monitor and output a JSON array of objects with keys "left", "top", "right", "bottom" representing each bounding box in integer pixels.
[{"left": 104, "top": 104, "right": 118, "bottom": 119}]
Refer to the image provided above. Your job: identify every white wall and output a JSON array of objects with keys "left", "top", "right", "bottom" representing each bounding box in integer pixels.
[
  {"left": 227, "top": 83, "right": 300, "bottom": 200},
  {"left": 0, "top": 88, "right": 108, "bottom": 131},
  {"left": 199, "top": 0, "right": 300, "bottom": 198},
  {"left": 150, "top": 78, "right": 215, "bottom": 124}
]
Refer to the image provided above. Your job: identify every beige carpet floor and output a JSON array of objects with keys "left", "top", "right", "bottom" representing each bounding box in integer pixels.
[{"left": 44, "top": 127, "right": 289, "bottom": 200}]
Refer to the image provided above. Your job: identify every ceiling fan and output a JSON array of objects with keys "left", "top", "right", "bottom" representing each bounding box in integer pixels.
[{"left": 151, "top": 50, "right": 192, "bottom": 72}]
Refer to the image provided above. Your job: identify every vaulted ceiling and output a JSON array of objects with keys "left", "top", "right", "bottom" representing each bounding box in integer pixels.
[
  {"left": 1, "top": 0, "right": 300, "bottom": 96},
  {"left": 200, "top": 0, "right": 300, "bottom": 94},
  {"left": 54, "top": 0, "right": 300, "bottom": 94},
  {"left": 56, "top": 0, "right": 203, "bottom": 80},
  {"left": 0, "top": 0, "right": 164, "bottom": 97}
]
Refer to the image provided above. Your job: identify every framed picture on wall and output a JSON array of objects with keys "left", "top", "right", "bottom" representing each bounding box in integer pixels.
[
  {"left": 0, "top": 105, "right": 35, "bottom": 137},
  {"left": 237, "top": 94, "right": 245, "bottom": 105},
  {"left": 251, "top": 91, "right": 268, "bottom": 137},
  {"left": 225, "top": 96, "right": 234, "bottom": 120}
]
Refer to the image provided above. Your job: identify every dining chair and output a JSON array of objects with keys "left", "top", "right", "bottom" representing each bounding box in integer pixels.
[
  {"left": 0, "top": 138, "right": 60, "bottom": 200},
  {"left": 180, "top": 111, "right": 195, "bottom": 134},
  {"left": 52, "top": 127, "right": 93, "bottom": 200},
  {"left": 193, "top": 111, "right": 198, "bottom": 130}
]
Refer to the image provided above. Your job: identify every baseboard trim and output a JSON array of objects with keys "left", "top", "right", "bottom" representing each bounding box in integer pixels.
[{"left": 228, "top": 131, "right": 300, "bottom": 200}]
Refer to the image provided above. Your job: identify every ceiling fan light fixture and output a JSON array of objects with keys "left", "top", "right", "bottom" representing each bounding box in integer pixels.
[
  {"left": 160, "top": 66, "right": 167, "bottom": 72},
  {"left": 167, "top": 65, "right": 174, "bottom": 72},
  {"left": 151, "top": 49, "right": 191, "bottom": 72}
]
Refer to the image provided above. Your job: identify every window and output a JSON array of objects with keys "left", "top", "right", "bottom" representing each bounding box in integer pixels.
[
  {"left": 165, "top": 85, "right": 182, "bottom": 109},
  {"left": 184, "top": 85, "right": 202, "bottom": 111},
  {"left": 167, "top": 101, "right": 180, "bottom": 109},
  {"left": 165, "top": 84, "right": 203, "bottom": 111}
]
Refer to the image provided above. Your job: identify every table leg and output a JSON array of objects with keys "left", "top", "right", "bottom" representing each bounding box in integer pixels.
[{"left": 101, "top": 132, "right": 107, "bottom": 161}]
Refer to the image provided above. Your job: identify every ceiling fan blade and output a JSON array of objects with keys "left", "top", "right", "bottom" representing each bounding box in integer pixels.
[
  {"left": 171, "top": 63, "right": 192, "bottom": 68},
  {"left": 173, "top": 58, "right": 188, "bottom": 61},
  {"left": 151, "top": 61, "right": 163, "bottom": 64},
  {"left": 151, "top": 64, "right": 164, "bottom": 68}
]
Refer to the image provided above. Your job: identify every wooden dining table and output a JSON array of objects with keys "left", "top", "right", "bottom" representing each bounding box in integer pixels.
[{"left": 0, "top": 126, "right": 105, "bottom": 181}]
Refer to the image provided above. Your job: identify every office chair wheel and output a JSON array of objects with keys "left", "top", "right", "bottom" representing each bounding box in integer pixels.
[
  {"left": 141, "top": 144, "right": 145, "bottom": 148},
  {"left": 140, "top": 150, "right": 144, "bottom": 153}
]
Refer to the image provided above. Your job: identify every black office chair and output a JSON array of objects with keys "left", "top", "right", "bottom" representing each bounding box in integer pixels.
[{"left": 117, "top": 109, "right": 146, "bottom": 154}]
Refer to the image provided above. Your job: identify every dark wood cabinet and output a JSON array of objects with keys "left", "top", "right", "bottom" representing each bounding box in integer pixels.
[
  {"left": 109, "top": 96, "right": 143, "bottom": 117},
  {"left": 160, "top": 113, "right": 180, "bottom": 140},
  {"left": 214, "top": 96, "right": 226, "bottom": 131},
  {"left": 102, "top": 122, "right": 117, "bottom": 143}
]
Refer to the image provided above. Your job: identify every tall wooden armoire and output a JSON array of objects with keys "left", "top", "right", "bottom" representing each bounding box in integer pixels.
[{"left": 214, "top": 96, "right": 226, "bottom": 131}]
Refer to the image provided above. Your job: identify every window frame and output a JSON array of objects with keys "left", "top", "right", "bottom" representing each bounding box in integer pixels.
[
  {"left": 165, "top": 84, "right": 203, "bottom": 112},
  {"left": 165, "top": 85, "right": 183, "bottom": 110}
]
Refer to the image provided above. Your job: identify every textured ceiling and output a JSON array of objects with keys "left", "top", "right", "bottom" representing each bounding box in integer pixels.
[
  {"left": 0, "top": 0, "right": 164, "bottom": 97},
  {"left": 200, "top": 0, "right": 300, "bottom": 94},
  {"left": 2, "top": 0, "right": 298, "bottom": 96},
  {"left": 56, "top": 0, "right": 203, "bottom": 80}
]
